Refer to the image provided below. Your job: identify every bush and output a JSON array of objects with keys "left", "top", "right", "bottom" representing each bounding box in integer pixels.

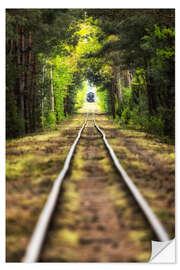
[
  {"left": 120, "top": 107, "right": 131, "bottom": 124},
  {"left": 44, "top": 112, "right": 56, "bottom": 128},
  {"left": 131, "top": 110, "right": 164, "bottom": 137},
  {"left": 147, "top": 115, "right": 164, "bottom": 136}
]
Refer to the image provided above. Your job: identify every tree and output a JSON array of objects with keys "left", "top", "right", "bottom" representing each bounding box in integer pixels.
[
  {"left": 6, "top": 9, "right": 83, "bottom": 137},
  {"left": 84, "top": 9, "right": 175, "bottom": 138}
]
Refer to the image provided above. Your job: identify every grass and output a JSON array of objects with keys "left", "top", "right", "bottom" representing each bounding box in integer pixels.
[
  {"left": 57, "top": 229, "right": 79, "bottom": 245},
  {"left": 6, "top": 114, "right": 85, "bottom": 262},
  {"left": 39, "top": 139, "right": 84, "bottom": 261},
  {"left": 6, "top": 104, "right": 175, "bottom": 262},
  {"left": 112, "top": 117, "right": 175, "bottom": 145}
]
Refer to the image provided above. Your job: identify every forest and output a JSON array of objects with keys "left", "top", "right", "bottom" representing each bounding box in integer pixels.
[
  {"left": 6, "top": 9, "right": 175, "bottom": 263},
  {"left": 6, "top": 9, "right": 175, "bottom": 140}
]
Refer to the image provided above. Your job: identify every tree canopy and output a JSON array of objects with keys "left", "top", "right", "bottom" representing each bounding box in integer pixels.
[{"left": 6, "top": 9, "right": 175, "bottom": 141}]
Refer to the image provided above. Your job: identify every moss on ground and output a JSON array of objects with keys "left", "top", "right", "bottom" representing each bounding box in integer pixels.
[
  {"left": 6, "top": 114, "right": 84, "bottom": 262},
  {"left": 101, "top": 121, "right": 175, "bottom": 239},
  {"left": 6, "top": 104, "right": 175, "bottom": 262}
]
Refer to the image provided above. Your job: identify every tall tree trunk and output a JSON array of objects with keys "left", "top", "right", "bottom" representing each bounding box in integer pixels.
[
  {"left": 25, "top": 31, "right": 32, "bottom": 133},
  {"left": 32, "top": 55, "right": 38, "bottom": 131},
  {"left": 19, "top": 28, "right": 25, "bottom": 121},
  {"left": 41, "top": 65, "right": 46, "bottom": 128},
  {"left": 127, "top": 70, "right": 132, "bottom": 88},
  {"left": 146, "top": 61, "right": 157, "bottom": 116},
  {"left": 114, "top": 68, "right": 121, "bottom": 113},
  {"left": 7, "top": 39, "right": 14, "bottom": 55},
  {"left": 50, "top": 65, "right": 54, "bottom": 112},
  {"left": 146, "top": 72, "right": 157, "bottom": 116},
  {"left": 64, "top": 96, "right": 68, "bottom": 117},
  {"left": 111, "top": 82, "right": 116, "bottom": 119}
]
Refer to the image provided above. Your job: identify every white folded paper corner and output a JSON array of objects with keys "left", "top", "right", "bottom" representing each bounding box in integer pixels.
[{"left": 149, "top": 239, "right": 175, "bottom": 263}]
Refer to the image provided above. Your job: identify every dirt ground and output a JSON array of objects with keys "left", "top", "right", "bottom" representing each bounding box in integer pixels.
[
  {"left": 97, "top": 115, "right": 175, "bottom": 239},
  {"left": 6, "top": 103, "right": 175, "bottom": 262}
]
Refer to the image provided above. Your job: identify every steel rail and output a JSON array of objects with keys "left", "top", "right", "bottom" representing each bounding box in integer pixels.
[
  {"left": 23, "top": 113, "right": 89, "bottom": 263},
  {"left": 93, "top": 112, "right": 170, "bottom": 242}
]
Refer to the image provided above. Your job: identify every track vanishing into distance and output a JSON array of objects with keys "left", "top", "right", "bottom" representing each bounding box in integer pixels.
[{"left": 23, "top": 111, "right": 170, "bottom": 263}]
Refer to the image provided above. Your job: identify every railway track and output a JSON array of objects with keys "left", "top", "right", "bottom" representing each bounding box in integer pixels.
[{"left": 23, "top": 112, "right": 169, "bottom": 263}]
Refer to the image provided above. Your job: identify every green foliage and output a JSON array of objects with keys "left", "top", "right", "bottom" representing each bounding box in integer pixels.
[
  {"left": 141, "top": 23, "right": 175, "bottom": 137},
  {"left": 44, "top": 112, "right": 56, "bottom": 128},
  {"left": 120, "top": 107, "right": 131, "bottom": 124},
  {"left": 6, "top": 9, "right": 175, "bottom": 141},
  {"left": 97, "top": 87, "right": 110, "bottom": 114},
  {"left": 74, "top": 81, "right": 87, "bottom": 110},
  {"left": 147, "top": 115, "right": 164, "bottom": 136},
  {"left": 88, "top": 10, "right": 174, "bottom": 140},
  {"left": 6, "top": 9, "right": 87, "bottom": 138},
  {"left": 38, "top": 18, "right": 103, "bottom": 129}
]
